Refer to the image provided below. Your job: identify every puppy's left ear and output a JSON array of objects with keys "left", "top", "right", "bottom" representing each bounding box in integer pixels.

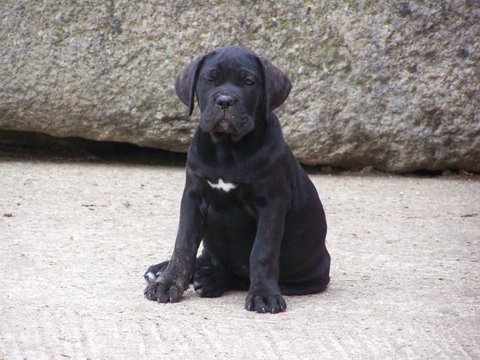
[
  {"left": 175, "top": 54, "right": 207, "bottom": 116},
  {"left": 259, "top": 57, "right": 292, "bottom": 113}
]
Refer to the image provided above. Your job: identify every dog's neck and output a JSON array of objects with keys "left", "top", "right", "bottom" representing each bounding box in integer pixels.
[{"left": 187, "top": 113, "right": 286, "bottom": 183}]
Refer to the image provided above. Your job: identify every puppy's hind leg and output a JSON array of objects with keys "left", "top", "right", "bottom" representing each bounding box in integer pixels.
[
  {"left": 194, "top": 249, "right": 247, "bottom": 298},
  {"left": 144, "top": 261, "right": 170, "bottom": 301},
  {"left": 144, "top": 261, "right": 170, "bottom": 283},
  {"left": 280, "top": 251, "right": 331, "bottom": 295}
]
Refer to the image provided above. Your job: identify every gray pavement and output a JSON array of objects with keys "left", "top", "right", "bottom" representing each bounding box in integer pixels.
[{"left": 0, "top": 159, "right": 479, "bottom": 359}]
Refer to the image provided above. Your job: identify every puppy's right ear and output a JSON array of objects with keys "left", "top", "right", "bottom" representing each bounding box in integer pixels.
[{"left": 175, "top": 54, "right": 207, "bottom": 116}]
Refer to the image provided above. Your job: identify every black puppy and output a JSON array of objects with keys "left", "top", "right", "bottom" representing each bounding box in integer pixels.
[{"left": 144, "top": 46, "right": 330, "bottom": 313}]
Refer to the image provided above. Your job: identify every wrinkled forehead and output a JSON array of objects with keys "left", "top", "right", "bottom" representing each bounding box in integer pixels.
[{"left": 202, "top": 47, "right": 261, "bottom": 74}]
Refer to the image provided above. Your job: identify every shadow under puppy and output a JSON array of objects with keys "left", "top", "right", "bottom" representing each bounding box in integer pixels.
[{"left": 144, "top": 46, "right": 330, "bottom": 313}]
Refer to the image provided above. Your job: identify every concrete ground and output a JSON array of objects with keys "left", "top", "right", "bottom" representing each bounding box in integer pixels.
[{"left": 0, "top": 152, "right": 479, "bottom": 359}]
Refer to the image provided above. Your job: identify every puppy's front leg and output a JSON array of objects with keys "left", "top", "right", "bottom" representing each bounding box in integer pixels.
[
  {"left": 245, "top": 201, "right": 287, "bottom": 313},
  {"left": 150, "top": 173, "right": 204, "bottom": 303}
]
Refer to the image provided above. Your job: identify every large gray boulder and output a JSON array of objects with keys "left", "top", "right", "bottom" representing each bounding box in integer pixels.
[{"left": 1, "top": 1, "right": 479, "bottom": 172}]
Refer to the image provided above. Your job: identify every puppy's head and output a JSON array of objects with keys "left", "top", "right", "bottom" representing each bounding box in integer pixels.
[{"left": 175, "top": 46, "right": 291, "bottom": 142}]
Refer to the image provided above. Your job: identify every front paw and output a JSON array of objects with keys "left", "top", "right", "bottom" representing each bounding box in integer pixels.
[
  {"left": 144, "top": 271, "right": 188, "bottom": 303},
  {"left": 245, "top": 291, "right": 287, "bottom": 314},
  {"left": 144, "top": 276, "right": 184, "bottom": 303}
]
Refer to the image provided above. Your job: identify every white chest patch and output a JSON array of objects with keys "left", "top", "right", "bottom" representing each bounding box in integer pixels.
[{"left": 207, "top": 178, "right": 237, "bottom": 192}]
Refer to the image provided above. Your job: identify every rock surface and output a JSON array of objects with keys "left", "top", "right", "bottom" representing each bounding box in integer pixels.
[{"left": 1, "top": 1, "right": 479, "bottom": 172}]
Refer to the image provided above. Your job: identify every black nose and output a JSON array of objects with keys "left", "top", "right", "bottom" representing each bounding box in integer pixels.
[{"left": 215, "top": 95, "right": 235, "bottom": 109}]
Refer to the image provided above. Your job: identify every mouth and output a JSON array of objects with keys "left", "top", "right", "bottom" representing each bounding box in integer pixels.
[
  {"left": 209, "top": 119, "right": 245, "bottom": 143},
  {"left": 212, "top": 119, "right": 237, "bottom": 134},
  {"left": 199, "top": 110, "right": 251, "bottom": 143}
]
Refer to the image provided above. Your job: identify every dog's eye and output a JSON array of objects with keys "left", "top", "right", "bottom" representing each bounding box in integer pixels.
[
  {"left": 204, "top": 70, "right": 217, "bottom": 81},
  {"left": 244, "top": 78, "right": 255, "bottom": 85},
  {"left": 202, "top": 71, "right": 217, "bottom": 81}
]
